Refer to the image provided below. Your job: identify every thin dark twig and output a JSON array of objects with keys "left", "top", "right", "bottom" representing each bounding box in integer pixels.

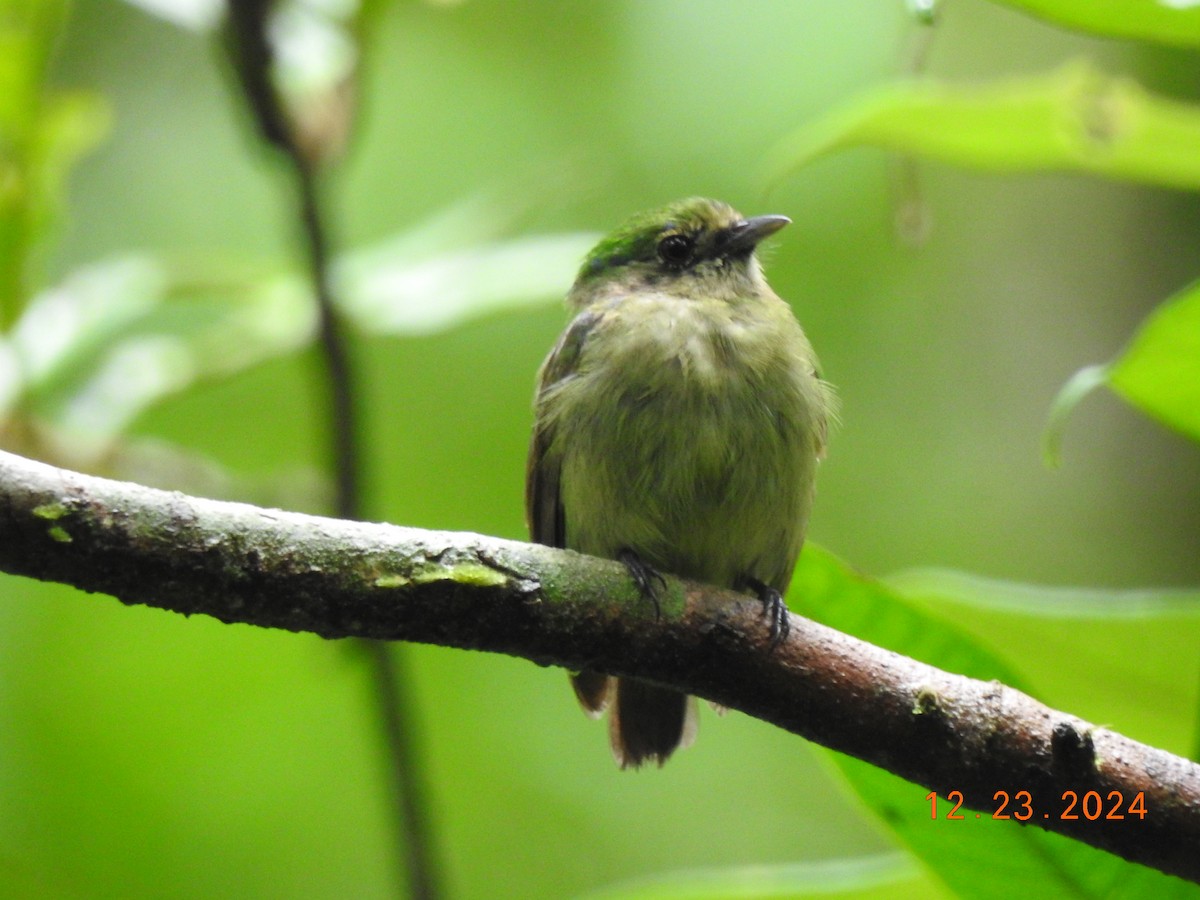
[
  {"left": 364, "top": 642, "right": 440, "bottom": 900},
  {"left": 293, "top": 159, "right": 361, "bottom": 517},
  {"left": 290, "top": 153, "right": 442, "bottom": 900},
  {"left": 221, "top": 6, "right": 442, "bottom": 888}
]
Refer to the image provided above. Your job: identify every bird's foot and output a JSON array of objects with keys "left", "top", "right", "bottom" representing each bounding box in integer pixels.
[
  {"left": 618, "top": 548, "right": 666, "bottom": 619},
  {"left": 744, "top": 577, "right": 790, "bottom": 648}
]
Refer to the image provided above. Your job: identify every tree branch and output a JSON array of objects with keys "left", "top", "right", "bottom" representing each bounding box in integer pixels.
[{"left": 1, "top": 448, "right": 1198, "bottom": 884}]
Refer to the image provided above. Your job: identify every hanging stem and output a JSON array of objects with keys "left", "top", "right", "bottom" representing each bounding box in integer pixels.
[
  {"left": 292, "top": 154, "right": 442, "bottom": 900},
  {"left": 293, "top": 160, "right": 360, "bottom": 516},
  {"left": 221, "top": 5, "right": 442, "bottom": 893}
]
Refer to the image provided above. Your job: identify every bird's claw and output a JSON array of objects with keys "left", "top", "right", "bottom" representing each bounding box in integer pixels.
[
  {"left": 618, "top": 548, "right": 666, "bottom": 619},
  {"left": 745, "top": 577, "right": 790, "bottom": 648}
]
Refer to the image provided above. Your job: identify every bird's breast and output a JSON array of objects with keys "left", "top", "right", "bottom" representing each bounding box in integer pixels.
[{"left": 551, "top": 295, "right": 822, "bottom": 587}]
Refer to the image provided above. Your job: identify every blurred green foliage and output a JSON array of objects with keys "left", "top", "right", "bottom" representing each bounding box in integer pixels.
[
  {"left": 992, "top": 0, "right": 1200, "bottom": 46},
  {"left": 1109, "top": 280, "right": 1200, "bottom": 441},
  {"left": 1, "top": 1, "right": 1199, "bottom": 898},
  {"left": 0, "top": 0, "right": 106, "bottom": 329},
  {"left": 767, "top": 61, "right": 1200, "bottom": 190}
]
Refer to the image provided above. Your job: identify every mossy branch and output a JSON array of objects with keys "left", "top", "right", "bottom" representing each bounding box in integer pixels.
[{"left": 1, "top": 448, "right": 1198, "bottom": 884}]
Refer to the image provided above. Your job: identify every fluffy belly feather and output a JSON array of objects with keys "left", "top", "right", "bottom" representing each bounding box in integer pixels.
[{"left": 555, "top": 306, "right": 820, "bottom": 591}]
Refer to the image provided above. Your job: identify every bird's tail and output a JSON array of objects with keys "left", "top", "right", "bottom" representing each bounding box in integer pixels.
[
  {"left": 611, "top": 678, "right": 697, "bottom": 768},
  {"left": 570, "top": 671, "right": 696, "bottom": 768}
]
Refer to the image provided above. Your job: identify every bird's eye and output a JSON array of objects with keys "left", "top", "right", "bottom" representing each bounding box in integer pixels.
[{"left": 657, "top": 233, "right": 694, "bottom": 267}]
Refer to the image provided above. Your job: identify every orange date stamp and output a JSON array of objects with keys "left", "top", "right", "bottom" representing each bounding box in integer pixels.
[{"left": 926, "top": 789, "right": 1148, "bottom": 822}]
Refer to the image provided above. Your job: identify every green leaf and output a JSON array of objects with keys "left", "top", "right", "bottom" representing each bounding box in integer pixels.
[
  {"left": 766, "top": 61, "right": 1200, "bottom": 193},
  {"left": 887, "top": 568, "right": 1200, "bottom": 759},
  {"left": 889, "top": 568, "right": 1200, "bottom": 619},
  {"left": 329, "top": 191, "right": 596, "bottom": 335},
  {"left": 578, "top": 853, "right": 932, "bottom": 900},
  {"left": 7, "top": 256, "right": 311, "bottom": 458},
  {"left": 989, "top": 0, "right": 1200, "bottom": 47},
  {"left": 2, "top": 208, "right": 592, "bottom": 455},
  {"left": 337, "top": 231, "right": 597, "bottom": 336},
  {"left": 790, "top": 546, "right": 1195, "bottom": 899},
  {"left": 1108, "top": 279, "right": 1200, "bottom": 442},
  {"left": 1046, "top": 279, "right": 1200, "bottom": 451}
]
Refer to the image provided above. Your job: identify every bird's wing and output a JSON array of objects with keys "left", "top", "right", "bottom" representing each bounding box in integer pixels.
[
  {"left": 526, "top": 308, "right": 615, "bottom": 716},
  {"left": 525, "top": 308, "right": 603, "bottom": 548}
]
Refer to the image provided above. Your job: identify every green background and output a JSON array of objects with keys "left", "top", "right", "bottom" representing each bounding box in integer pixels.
[{"left": 1, "top": 1, "right": 1198, "bottom": 897}]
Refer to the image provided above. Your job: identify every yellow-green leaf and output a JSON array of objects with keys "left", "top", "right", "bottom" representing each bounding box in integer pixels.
[
  {"left": 791, "top": 546, "right": 1195, "bottom": 898},
  {"left": 766, "top": 62, "right": 1200, "bottom": 193},
  {"left": 1047, "top": 281, "right": 1200, "bottom": 450},
  {"left": 1109, "top": 280, "right": 1200, "bottom": 442},
  {"left": 991, "top": 0, "right": 1200, "bottom": 47}
]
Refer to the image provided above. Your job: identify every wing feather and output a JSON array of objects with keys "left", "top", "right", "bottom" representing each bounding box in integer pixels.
[
  {"left": 526, "top": 310, "right": 614, "bottom": 717},
  {"left": 525, "top": 309, "right": 602, "bottom": 548}
]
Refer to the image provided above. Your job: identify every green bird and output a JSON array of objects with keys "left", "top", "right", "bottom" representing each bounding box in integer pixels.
[{"left": 526, "top": 197, "right": 834, "bottom": 768}]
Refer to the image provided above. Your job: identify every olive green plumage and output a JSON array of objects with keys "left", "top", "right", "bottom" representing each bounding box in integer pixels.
[{"left": 527, "top": 197, "right": 833, "bottom": 768}]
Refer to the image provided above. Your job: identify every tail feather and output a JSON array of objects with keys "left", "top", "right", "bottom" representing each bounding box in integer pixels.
[
  {"left": 570, "top": 669, "right": 612, "bottom": 717},
  {"left": 608, "top": 678, "right": 696, "bottom": 769}
]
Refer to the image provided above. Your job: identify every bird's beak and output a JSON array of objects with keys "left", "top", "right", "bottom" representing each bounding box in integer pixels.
[{"left": 719, "top": 215, "right": 791, "bottom": 255}]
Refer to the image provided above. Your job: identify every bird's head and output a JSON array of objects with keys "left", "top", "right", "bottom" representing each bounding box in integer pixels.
[{"left": 568, "top": 197, "right": 790, "bottom": 309}]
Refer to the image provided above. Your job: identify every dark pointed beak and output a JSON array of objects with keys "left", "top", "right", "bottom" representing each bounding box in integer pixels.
[{"left": 719, "top": 214, "right": 791, "bottom": 255}]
